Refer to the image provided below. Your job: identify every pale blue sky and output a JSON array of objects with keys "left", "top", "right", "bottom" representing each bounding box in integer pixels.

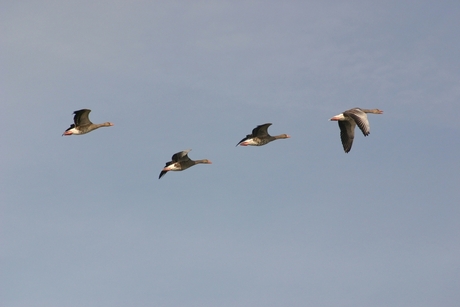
[{"left": 1, "top": 1, "right": 460, "bottom": 307}]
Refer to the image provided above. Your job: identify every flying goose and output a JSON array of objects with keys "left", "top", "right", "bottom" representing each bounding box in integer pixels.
[
  {"left": 330, "top": 108, "right": 383, "bottom": 153},
  {"left": 236, "top": 123, "right": 290, "bottom": 146},
  {"left": 159, "top": 149, "right": 212, "bottom": 179},
  {"left": 62, "top": 109, "right": 113, "bottom": 136}
]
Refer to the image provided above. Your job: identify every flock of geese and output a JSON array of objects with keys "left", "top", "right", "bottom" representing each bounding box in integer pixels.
[{"left": 63, "top": 108, "right": 383, "bottom": 178}]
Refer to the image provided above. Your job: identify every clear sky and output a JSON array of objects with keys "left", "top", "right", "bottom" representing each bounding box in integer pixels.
[{"left": 1, "top": 1, "right": 459, "bottom": 306}]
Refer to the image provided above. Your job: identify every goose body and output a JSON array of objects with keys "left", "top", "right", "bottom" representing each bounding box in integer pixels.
[
  {"left": 236, "top": 123, "right": 290, "bottom": 146},
  {"left": 62, "top": 109, "right": 113, "bottom": 136},
  {"left": 159, "top": 149, "right": 212, "bottom": 179},
  {"left": 330, "top": 108, "right": 383, "bottom": 153}
]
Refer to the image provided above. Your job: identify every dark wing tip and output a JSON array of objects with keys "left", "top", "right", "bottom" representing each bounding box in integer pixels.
[
  {"left": 66, "top": 124, "right": 75, "bottom": 130},
  {"left": 159, "top": 170, "right": 167, "bottom": 179},
  {"left": 236, "top": 136, "right": 248, "bottom": 146}
]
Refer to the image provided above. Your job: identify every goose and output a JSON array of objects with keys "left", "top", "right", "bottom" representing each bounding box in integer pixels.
[
  {"left": 330, "top": 108, "right": 383, "bottom": 153},
  {"left": 62, "top": 109, "right": 113, "bottom": 136},
  {"left": 159, "top": 149, "right": 212, "bottom": 179},
  {"left": 236, "top": 123, "right": 290, "bottom": 146}
]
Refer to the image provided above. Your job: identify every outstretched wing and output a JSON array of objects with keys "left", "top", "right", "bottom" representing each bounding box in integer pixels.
[
  {"left": 73, "top": 109, "right": 92, "bottom": 126},
  {"left": 344, "top": 109, "right": 370, "bottom": 136},
  {"left": 236, "top": 134, "right": 252, "bottom": 146},
  {"left": 64, "top": 124, "right": 75, "bottom": 132},
  {"left": 159, "top": 161, "right": 174, "bottom": 179},
  {"left": 252, "top": 123, "right": 272, "bottom": 137},
  {"left": 171, "top": 149, "right": 191, "bottom": 162},
  {"left": 338, "top": 120, "right": 356, "bottom": 153},
  {"left": 159, "top": 170, "right": 168, "bottom": 179}
]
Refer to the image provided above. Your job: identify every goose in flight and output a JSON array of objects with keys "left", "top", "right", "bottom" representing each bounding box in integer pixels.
[
  {"left": 62, "top": 109, "right": 113, "bottom": 136},
  {"left": 330, "top": 108, "right": 383, "bottom": 153},
  {"left": 159, "top": 149, "right": 212, "bottom": 179},
  {"left": 236, "top": 123, "right": 290, "bottom": 146}
]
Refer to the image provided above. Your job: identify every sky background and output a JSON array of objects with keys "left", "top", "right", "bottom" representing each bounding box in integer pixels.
[{"left": 1, "top": 1, "right": 460, "bottom": 306}]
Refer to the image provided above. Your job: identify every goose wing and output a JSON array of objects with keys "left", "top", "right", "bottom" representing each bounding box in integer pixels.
[
  {"left": 252, "top": 123, "right": 272, "bottom": 137},
  {"left": 64, "top": 124, "right": 75, "bottom": 132},
  {"left": 159, "top": 169, "right": 169, "bottom": 179},
  {"left": 73, "top": 109, "right": 92, "bottom": 126},
  {"left": 171, "top": 149, "right": 191, "bottom": 162},
  {"left": 338, "top": 120, "right": 356, "bottom": 153},
  {"left": 344, "top": 109, "right": 370, "bottom": 136},
  {"left": 236, "top": 134, "right": 252, "bottom": 146}
]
